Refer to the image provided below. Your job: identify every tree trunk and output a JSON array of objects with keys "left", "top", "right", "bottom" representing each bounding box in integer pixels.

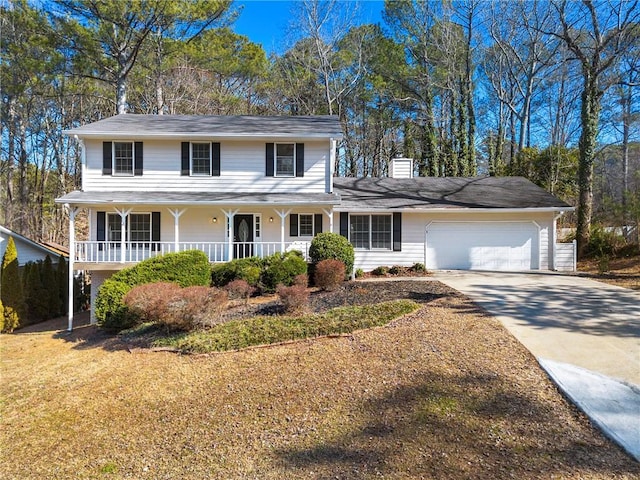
[
  {"left": 575, "top": 74, "right": 601, "bottom": 258},
  {"left": 116, "top": 74, "right": 127, "bottom": 114}
]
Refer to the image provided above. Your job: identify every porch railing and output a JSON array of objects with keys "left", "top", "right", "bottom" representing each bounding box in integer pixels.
[{"left": 73, "top": 241, "right": 310, "bottom": 264}]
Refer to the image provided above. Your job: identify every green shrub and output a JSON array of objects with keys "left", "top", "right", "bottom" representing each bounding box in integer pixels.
[
  {"left": 25, "top": 261, "right": 48, "bottom": 322},
  {"left": 1, "top": 237, "right": 25, "bottom": 332},
  {"left": 309, "top": 232, "right": 355, "bottom": 277},
  {"left": 113, "top": 250, "right": 211, "bottom": 287},
  {"left": 314, "top": 259, "right": 346, "bottom": 291},
  {"left": 587, "top": 224, "right": 625, "bottom": 257},
  {"left": 261, "top": 251, "right": 308, "bottom": 292},
  {"left": 372, "top": 266, "right": 389, "bottom": 276},
  {"left": 355, "top": 268, "right": 364, "bottom": 278},
  {"left": 211, "top": 257, "right": 264, "bottom": 287},
  {"left": 95, "top": 279, "right": 136, "bottom": 331},
  {"left": 411, "top": 262, "right": 426, "bottom": 273},
  {"left": 0, "top": 300, "right": 4, "bottom": 332},
  {"left": 57, "top": 256, "right": 68, "bottom": 316},
  {"left": 95, "top": 250, "right": 211, "bottom": 330}
]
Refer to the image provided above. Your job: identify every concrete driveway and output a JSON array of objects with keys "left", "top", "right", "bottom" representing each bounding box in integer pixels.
[{"left": 435, "top": 270, "right": 640, "bottom": 460}]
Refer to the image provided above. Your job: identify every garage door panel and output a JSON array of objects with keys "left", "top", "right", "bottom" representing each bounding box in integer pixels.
[{"left": 426, "top": 222, "right": 538, "bottom": 271}]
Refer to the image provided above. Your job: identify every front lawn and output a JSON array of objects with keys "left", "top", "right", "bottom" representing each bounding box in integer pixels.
[{"left": 1, "top": 281, "right": 637, "bottom": 479}]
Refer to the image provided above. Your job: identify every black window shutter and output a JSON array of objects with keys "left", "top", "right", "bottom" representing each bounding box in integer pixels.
[
  {"left": 181, "top": 142, "right": 190, "bottom": 175},
  {"left": 295, "top": 143, "right": 304, "bottom": 177},
  {"left": 97, "top": 211, "right": 106, "bottom": 250},
  {"left": 339, "top": 212, "right": 349, "bottom": 238},
  {"left": 393, "top": 212, "right": 402, "bottom": 251},
  {"left": 314, "top": 213, "right": 323, "bottom": 235},
  {"left": 290, "top": 214, "right": 299, "bottom": 237},
  {"left": 134, "top": 142, "right": 143, "bottom": 176},
  {"left": 266, "top": 143, "right": 274, "bottom": 176},
  {"left": 102, "top": 142, "right": 112, "bottom": 175},
  {"left": 97, "top": 211, "right": 106, "bottom": 241},
  {"left": 152, "top": 212, "right": 161, "bottom": 251},
  {"left": 212, "top": 142, "right": 220, "bottom": 176}
]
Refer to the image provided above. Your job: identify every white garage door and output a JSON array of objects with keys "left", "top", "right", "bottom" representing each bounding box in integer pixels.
[{"left": 425, "top": 222, "right": 539, "bottom": 271}]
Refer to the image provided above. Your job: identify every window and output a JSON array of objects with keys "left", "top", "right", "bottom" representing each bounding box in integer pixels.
[
  {"left": 276, "top": 143, "right": 295, "bottom": 176},
  {"left": 191, "top": 143, "right": 211, "bottom": 175},
  {"left": 113, "top": 142, "right": 134, "bottom": 175},
  {"left": 106, "top": 213, "right": 151, "bottom": 244},
  {"left": 349, "top": 214, "right": 392, "bottom": 250},
  {"left": 299, "top": 214, "right": 314, "bottom": 236},
  {"left": 129, "top": 214, "right": 151, "bottom": 244},
  {"left": 349, "top": 215, "right": 370, "bottom": 249},
  {"left": 107, "top": 214, "right": 123, "bottom": 242},
  {"left": 371, "top": 215, "right": 392, "bottom": 249}
]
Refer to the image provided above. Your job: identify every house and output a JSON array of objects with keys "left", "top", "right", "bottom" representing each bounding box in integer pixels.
[
  {"left": 56, "top": 114, "right": 573, "bottom": 329},
  {"left": 0, "top": 225, "right": 68, "bottom": 266}
]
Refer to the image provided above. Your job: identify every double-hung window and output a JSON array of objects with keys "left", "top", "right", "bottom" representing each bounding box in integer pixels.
[
  {"left": 349, "top": 214, "right": 392, "bottom": 250},
  {"left": 191, "top": 143, "right": 211, "bottom": 175},
  {"left": 113, "top": 142, "right": 134, "bottom": 176},
  {"left": 299, "top": 214, "right": 314, "bottom": 236},
  {"left": 106, "top": 213, "right": 151, "bottom": 245},
  {"left": 276, "top": 143, "right": 295, "bottom": 176}
]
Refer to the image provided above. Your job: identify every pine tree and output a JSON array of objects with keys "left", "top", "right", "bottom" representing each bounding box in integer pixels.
[
  {"left": 42, "top": 255, "right": 59, "bottom": 319},
  {"left": 57, "top": 256, "right": 68, "bottom": 317},
  {"left": 1, "top": 237, "right": 25, "bottom": 332},
  {"left": 25, "top": 261, "right": 47, "bottom": 322}
]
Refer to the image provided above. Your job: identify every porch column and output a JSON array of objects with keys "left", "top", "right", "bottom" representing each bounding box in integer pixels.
[
  {"left": 222, "top": 209, "right": 239, "bottom": 261},
  {"left": 168, "top": 208, "right": 186, "bottom": 253},
  {"left": 66, "top": 205, "right": 78, "bottom": 331},
  {"left": 323, "top": 208, "right": 334, "bottom": 233},
  {"left": 275, "top": 209, "right": 291, "bottom": 253},
  {"left": 115, "top": 207, "right": 133, "bottom": 263}
]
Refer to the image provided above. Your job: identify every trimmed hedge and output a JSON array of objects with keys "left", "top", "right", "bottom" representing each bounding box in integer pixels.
[
  {"left": 95, "top": 250, "right": 211, "bottom": 331},
  {"left": 309, "top": 232, "right": 355, "bottom": 278}
]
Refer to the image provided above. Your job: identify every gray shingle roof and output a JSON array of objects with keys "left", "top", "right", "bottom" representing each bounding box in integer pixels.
[
  {"left": 64, "top": 114, "right": 343, "bottom": 139},
  {"left": 55, "top": 191, "right": 340, "bottom": 206},
  {"left": 333, "top": 176, "right": 572, "bottom": 210}
]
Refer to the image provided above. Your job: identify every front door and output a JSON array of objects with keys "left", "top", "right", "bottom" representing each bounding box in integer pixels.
[{"left": 234, "top": 215, "right": 254, "bottom": 258}]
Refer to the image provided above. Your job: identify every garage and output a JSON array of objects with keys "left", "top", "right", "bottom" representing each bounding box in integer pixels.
[{"left": 425, "top": 221, "right": 539, "bottom": 271}]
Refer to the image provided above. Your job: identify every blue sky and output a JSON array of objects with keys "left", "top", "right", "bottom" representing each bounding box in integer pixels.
[{"left": 233, "top": 0, "right": 385, "bottom": 55}]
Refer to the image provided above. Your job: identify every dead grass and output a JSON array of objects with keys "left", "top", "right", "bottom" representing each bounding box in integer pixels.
[
  {"left": 1, "top": 286, "right": 638, "bottom": 479},
  {"left": 578, "top": 253, "right": 640, "bottom": 290}
]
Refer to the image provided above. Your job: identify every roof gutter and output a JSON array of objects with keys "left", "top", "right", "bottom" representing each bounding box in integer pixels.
[
  {"left": 333, "top": 206, "right": 575, "bottom": 213},
  {"left": 62, "top": 131, "right": 344, "bottom": 141}
]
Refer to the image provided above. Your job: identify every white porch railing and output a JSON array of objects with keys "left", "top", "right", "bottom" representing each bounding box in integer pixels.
[{"left": 74, "top": 241, "right": 310, "bottom": 264}]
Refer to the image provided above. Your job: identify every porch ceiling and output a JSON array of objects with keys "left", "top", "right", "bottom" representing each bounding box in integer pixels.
[{"left": 55, "top": 190, "right": 340, "bottom": 207}]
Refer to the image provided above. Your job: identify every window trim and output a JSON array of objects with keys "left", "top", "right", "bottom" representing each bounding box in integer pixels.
[
  {"left": 112, "top": 141, "right": 135, "bottom": 177},
  {"left": 190, "top": 142, "right": 212, "bottom": 176},
  {"left": 348, "top": 214, "right": 393, "bottom": 251},
  {"left": 106, "top": 212, "right": 153, "bottom": 243},
  {"left": 274, "top": 142, "right": 295, "bottom": 177},
  {"left": 298, "top": 213, "right": 314, "bottom": 237}
]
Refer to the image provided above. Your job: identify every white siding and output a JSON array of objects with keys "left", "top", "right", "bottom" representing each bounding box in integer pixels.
[
  {"left": 0, "top": 233, "right": 61, "bottom": 266},
  {"left": 334, "top": 211, "right": 556, "bottom": 272},
  {"left": 83, "top": 139, "right": 330, "bottom": 193},
  {"left": 556, "top": 242, "right": 576, "bottom": 272}
]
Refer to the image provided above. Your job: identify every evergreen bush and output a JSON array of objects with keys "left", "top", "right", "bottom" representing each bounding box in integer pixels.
[
  {"left": 95, "top": 250, "right": 211, "bottom": 331},
  {"left": 1, "top": 237, "right": 25, "bottom": 332},
  {"left": 309, "top": 232, "right": 355, "bottom": 278},
  {"left": 261, "top": 251, "right": 308, "bottom": 292}
]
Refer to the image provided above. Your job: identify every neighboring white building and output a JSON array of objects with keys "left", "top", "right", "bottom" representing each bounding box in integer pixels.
[
  {"left": 56, "top": 114, "right": 574, "bottom": 329},
  {"left": 0, "top": 225, "right": 68, "bottom": 266}
]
